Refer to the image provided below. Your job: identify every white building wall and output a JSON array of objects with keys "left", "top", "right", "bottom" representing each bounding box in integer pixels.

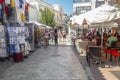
[
  {"left": 73, "top": 0, "right": 109, "bottom": 15},
  {"left": 27, "top": 0, "right": 40, "bottom": 22},
  {"left": 29, "top": 5, "right": 39, "bottom": 22},
  {"left": 91, "top": 0, "right": 96, "bottom": 9},
  {"left": 52, "top": 4, "right": 64, "bottom": 14}
]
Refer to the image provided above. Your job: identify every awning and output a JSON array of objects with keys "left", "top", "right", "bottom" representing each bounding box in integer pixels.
[{"left": 71, "top": 3, "right": 120, "bottom": 26}]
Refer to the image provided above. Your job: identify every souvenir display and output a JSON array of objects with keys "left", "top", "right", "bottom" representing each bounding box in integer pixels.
[
  {"left": 25, "top": 23, "right": 35, "bottom": 51},
  {"left": 7, "top": 26, "right": 26, "bottom": 54}
]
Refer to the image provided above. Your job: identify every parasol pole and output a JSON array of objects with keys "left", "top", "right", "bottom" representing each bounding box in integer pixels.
[{"left": 101, "top": 22, "right": 104, "bottom": 48}]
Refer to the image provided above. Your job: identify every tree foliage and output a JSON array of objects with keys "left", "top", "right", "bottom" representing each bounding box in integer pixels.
[{"left": 40, "top": 8, "right": 55, "bottom": 28}]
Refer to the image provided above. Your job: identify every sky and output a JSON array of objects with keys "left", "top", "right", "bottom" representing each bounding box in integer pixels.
[{"left": 44, "top": 0, "right": 73, "bottom": 16}]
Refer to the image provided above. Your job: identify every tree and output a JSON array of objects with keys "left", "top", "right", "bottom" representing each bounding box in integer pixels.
[{"left": 40, "top": 8, "right": 55, "bottom": 28}]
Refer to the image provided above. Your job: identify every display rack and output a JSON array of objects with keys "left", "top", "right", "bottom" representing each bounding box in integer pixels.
[{"left": 0, "top": 25, "right": 7, "bottom": 58}]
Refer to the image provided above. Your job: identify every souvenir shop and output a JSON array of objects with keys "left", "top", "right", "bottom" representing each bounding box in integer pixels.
[
  {"left": 0, "top": 0, "right": 13, "bottom": 60},
  {"left": 6, "top": 22, "right": 31, "bottom": 59},
  {"left": 0, "top": 0, "right": 50, "bottom": 62},
  {"left": 25, "top": 22, "right": 35, "bottom": 51},
  {"left": 37, "top": 26, "right": 46, "bottom": 47},
  {"left": 25, "top": 22, "right": 46, "bottom": 50},
  {"left": 0, "top": 0, "right": 31, "bottom": 62},
  {"left": 34, "top": 22, "right": 46, "bottom": 48}
]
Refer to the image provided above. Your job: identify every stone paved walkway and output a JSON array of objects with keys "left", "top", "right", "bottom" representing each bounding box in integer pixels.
[
  {"left": 0, "top": 46, "right": 89, "bottom": 80},
  {"left": 76, "top": 40, "right": 120, "bottom": 80}
]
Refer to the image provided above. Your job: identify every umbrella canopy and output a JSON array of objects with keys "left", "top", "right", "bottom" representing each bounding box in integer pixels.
[
  {"left": 33, "top": 21, "right": 46, "bottom": 29},
  {"left": 70, "top": 15, "right": 78, "bottom": 25},
  {"left": 71, "top": 3, "right": 120, "bottom": 47},
  {"left": 71, "top": 3, "right": 120, "bottom": 26}
]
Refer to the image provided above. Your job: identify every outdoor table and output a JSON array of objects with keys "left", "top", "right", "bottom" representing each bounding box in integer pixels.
[{"left": 86, "top": 46, "right": 102, "bottom": 66}]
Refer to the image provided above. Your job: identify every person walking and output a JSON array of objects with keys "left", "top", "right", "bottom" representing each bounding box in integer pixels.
[
  {"left": 62, "top": 30, "right": 66, "bottom": 41},
  {"left": 54, "top": 29, "right": 58, "bottom": 46},
  {"left": 44, "top": 30, "right": 49, "bottom": 48},
  {"left": 58, "top": 30, "right": 62, "bottom": 42}
]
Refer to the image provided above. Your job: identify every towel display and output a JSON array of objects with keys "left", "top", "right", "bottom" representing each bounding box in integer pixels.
[{"left": 7, "top": 26, "right": 26, "bottom": 53}]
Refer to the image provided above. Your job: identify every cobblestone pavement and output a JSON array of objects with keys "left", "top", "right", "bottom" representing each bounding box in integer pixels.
[{"left": 0, "top": 46, "right": 89, "bottom": 80}]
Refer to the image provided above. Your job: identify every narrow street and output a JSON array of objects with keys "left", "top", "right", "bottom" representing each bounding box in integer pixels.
[{"left": 0, "top": 45, "right": 89, "bottom": 80}]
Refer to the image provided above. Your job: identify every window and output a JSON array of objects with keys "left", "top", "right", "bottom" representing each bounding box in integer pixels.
[
  {"left": 96, "top": 1, "right": 104, "bottom": 8},
  {"left": 76, "top": 6, "right": 91, "bottom": 15},
  {"left": 73, "top": 0, "right": 90, "bottom": 3},
  {"left": 85, "top": 0, "right": 90, "bottom": 2}
]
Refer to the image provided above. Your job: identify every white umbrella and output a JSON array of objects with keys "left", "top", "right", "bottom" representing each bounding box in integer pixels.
[
  {"left": 70, "top": 15, "right": 78, "bottom": 24},
  {"left": 73, "top": 3, "right": 120, "bottom": 26}
]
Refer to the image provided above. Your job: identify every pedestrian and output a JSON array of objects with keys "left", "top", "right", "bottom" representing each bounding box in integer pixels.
[
  {"left": 58, "top": 30, "right": 62, "bottom": 42},
  {"left": 44, "top": 29, "right": 49, "bottom": 48},
  {"left": 54, "top": 29, "right": 58, "bottom": 46},
  {"left": 71, "top": 32, "right": 76, "bottom": 47},
  {"left": 50, "top": 30, "right": 54, "bottom": 42},
  {"left": 62, "top": 30, "right": 66, "bottom": 41}
]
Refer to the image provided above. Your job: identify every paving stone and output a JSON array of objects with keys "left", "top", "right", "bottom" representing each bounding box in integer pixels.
[{"left": 0, "top": 46, "right": 89, "bottom": 80}]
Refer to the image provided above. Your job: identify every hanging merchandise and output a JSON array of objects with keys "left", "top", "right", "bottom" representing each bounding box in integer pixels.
[
  {"left": 7, "top": 23, "right": 26, "bottom": 54},
  {"left": 25, "top": 3, "right": 29, "bottom": 21},
  {"left": 24, "top": 27, "right": 31, "bottom": 56},
  {"left": 9, "top": 44, "right": 16, "bottom": 53},
  {"left": 21, "top": 13, "right": 25, "bottom": 22},
  {"left": 0, "top": 0, "right": 5, "bottom": 3},
  {"left": 0, "top": 4, "right": 4, "bottom": 24},
  {"left": 25, "top": 3, "right": 29, "bottom": 11},
  {"left": 5, "top": 4, "right": 9, "bottom": 17},
  {"left": 25, "top": 23, "right": 35, "bottom": 51},
  {"left": 19, "top": 0, "right": 23, "bottom": 8},
  {"left": 5, "top": 0, "right": 10, "bottom": 4},
  {"left": 14, "top": 0, "right": 19, "bottom": 8},
  {"left": 5, "top": 23, "right": 31, "bottom": 60},
  {"left": 24, "top": 41, "right": 31, "bottom": 57},
  {"left": 16, "top": 9, "right": 25, "bottom": 22},
  {"left": 16, "top": 9, "right": 21, "bottom": 22},
  {"left": 7, "top": 4, "right": 15, "bottom": 22},
  {"left": 0, "top": 25, "right": 7, "bottom": 58},
  {"left": 11, "top": 0, "right": 15, "bottom": 8},
  {"left": 25, "top": 11, "right": 29, "bottom": 21}
]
